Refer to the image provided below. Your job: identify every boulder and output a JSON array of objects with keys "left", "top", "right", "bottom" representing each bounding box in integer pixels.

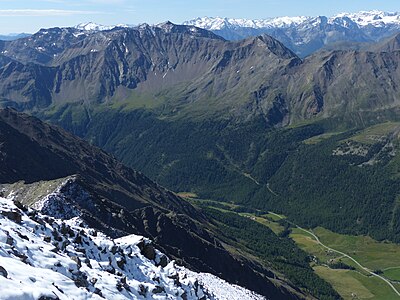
[
  {"left": 2, "top": 210, "right": 22, "bottom": 223},
  {"left": 0, "top": 266, "right": 8, "bottom": 278}
]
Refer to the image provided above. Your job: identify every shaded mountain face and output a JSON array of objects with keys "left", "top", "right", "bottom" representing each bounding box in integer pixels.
[
  {"left": 371, "top": 33, "right": 400, "bottom": 52},
  {"left": 1, "top": 22, "right": 400, "bottom": 127},
  {"left": 0, "top": 107, "right": 202, "bottom": 229},
  {"left": 184, "top": 11, "right": 400, "bottom": 57},
  {"left": 0, "top": 108, "right": 315, "bottom": 299},
  {"left": 0, "top": 22, "right": 301, "bottom": 125}
]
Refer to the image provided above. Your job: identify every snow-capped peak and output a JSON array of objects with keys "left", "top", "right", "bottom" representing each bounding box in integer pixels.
[
  {"left": 184, "top": 10, "right": 400, "bottom": 30},
  {"left": 332, "top": 10, "right": 400, "bottom": 27},
  {"left": 155, "top": 21, "right": 176, "bottom": 32},
  {"left": 75, "top": 22, "right": 130, "bottom": 31},
  {"left": 183, "top": 16, "right": 311, "bottom": 30},
  {"left": 184, "top": 17, "right": 232, "bottom": 30}
]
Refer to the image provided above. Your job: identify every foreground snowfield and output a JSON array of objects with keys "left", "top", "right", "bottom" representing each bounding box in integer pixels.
[{"left": 0, "top": 196, "right": 266, "bottom": 300}]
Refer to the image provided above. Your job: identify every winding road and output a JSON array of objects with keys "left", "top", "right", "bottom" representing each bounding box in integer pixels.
[
  {"left": 267, "top": 212, "right": 400, "bottom": 297},
  {"left": 266, "top": 183, "right": 279, "bottom": 197}
]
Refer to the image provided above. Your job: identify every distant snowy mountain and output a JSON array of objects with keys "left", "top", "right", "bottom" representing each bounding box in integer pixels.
[
  {"left": 335, "top": 10, "right": 400, "bottom": 27},
  {"left": 185, "top": 11, "right": 400, "bottom": 30},
  {"left": 183, "top": 10, "right": 400, "bottom": 57},
  {"left": 184, "top": 16, "right": 312, "bottom": 30},
  {"left": 75, "top": 22, "right": 131, "bottom": 31},
  {"left": 0, "top": 195, "right": 265, "bottom": 300}
]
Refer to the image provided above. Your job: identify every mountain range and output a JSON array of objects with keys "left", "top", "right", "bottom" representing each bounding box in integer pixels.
[
  {"left": 1, "top": 21, "right": 400, "bottom": 127},
  {"left": 4, "top": 10, "right": 400, "bottom": 58},
  {"left": 2, "top": 11, "right": 400, "bottom": 299},
  {"left": 185, "top": 10, "right": 400, "bottom": 56}
]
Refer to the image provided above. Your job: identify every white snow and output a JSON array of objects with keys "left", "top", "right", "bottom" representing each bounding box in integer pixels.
[
  {"left": 0, "top": 195, "right": 266, "bottom": 300},
  {"left": 183, "top": 10, "right": 400, "bottom": 30},
  {"left": 73, "top": 32, "right": 87, "bottom": 38},
  {"left": 75, "top": 22, "right": 131, "bottom": 32},
  {"left": 155, "top": 21, "right": 176, "bottom": 33},
  {"left": 183, "top": 16, "right": 312, "bottom": 30},
  {"left": 187, "top": 271, "right": 266, "bottom": 300},
  {"left": 333, "top": 10, "right": 400, "bottom": 27},
  {"left": 123, "top": 42, "right": 129, "bottom": 54}
]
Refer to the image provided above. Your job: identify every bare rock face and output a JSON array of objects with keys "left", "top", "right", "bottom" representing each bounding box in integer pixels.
[{"left": 137, "top": 239, "right": 156, "bottom": 260}]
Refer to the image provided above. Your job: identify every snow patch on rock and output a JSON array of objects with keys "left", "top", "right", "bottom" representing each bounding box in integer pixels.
[
  {"left": 0, "top": 195, "right": 266, "bottom": 299},
  {"left": 75, "top": 22, "right": 131, "bottom": 32}
]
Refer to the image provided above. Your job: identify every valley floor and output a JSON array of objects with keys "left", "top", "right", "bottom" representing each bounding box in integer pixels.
[{"left": 183, "top": 195, "right": 400, "bottom": 300}]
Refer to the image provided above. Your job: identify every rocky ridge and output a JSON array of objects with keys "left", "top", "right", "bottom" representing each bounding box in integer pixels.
[{"left": 0, "top": 194, "right": 265, "bottom": 299}]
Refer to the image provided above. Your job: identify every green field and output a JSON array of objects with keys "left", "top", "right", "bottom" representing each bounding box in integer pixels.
[
  {"left": 290, "top": 227, "right": 400, "bottom": 299},
  {"left": 313, "top": 227, "right": 400, "bottom": 271},
  {"left": 349, "top": 122, "right": 400, "bottom": 145},
  {"left": 315, "top": 266, "right": 400, "bottom": 300},
  {"left": 187, "top": 197, "right": 400, "bottom": 299},
  {"left": 290, "top": 228, "right": 344, "bottom": 264},
  {"left": 303, "top": 132, "right": 344, "bottom": 144},
  {"left": 109, "top": 92, "right": 165, "bottom": 110},
  {"left": 263, "top": 212, "right": 286, "bottom": 221},
  {"left": 383, "top": 268, "right": 400, "bottom": 281},
  {"left": 314, "top": 267, "right": 373, "bottom": 300},
  {"left": 239, "top": 214, "right": 284, "bottom": 234}
]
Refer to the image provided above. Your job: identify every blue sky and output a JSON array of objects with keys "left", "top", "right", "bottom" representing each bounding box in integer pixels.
[{"left": 0, "top": 0, "right": 399, "bottom": 34}]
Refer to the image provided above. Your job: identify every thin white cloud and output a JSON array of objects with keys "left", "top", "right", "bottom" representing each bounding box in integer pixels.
[
  {"left": 89, "top": 0, "right": 126, "bottom": 3},
  {"left": 39, "top": 0, "right": 68, "bottom": 3},
  {"left": 0, "top": 9, "right": 103, "bottom": 17}
]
